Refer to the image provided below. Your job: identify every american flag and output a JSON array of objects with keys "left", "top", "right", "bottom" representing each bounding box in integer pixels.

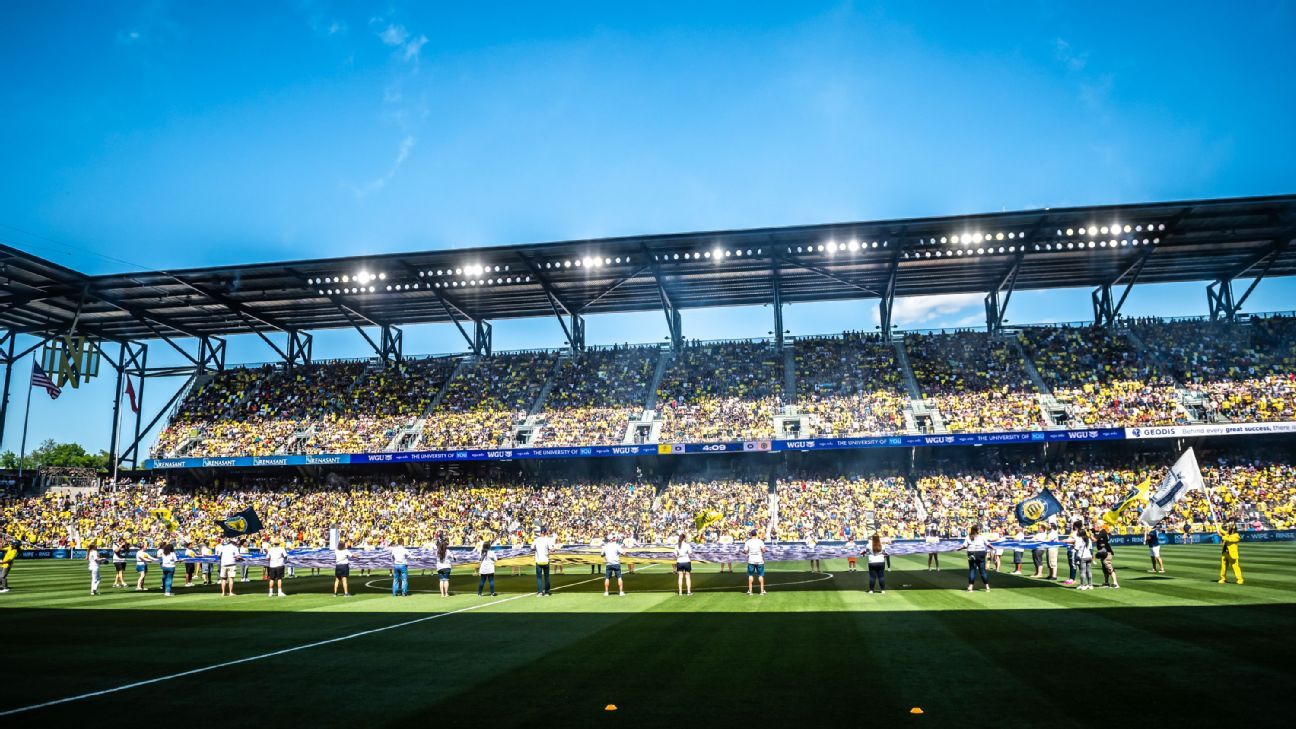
[{"left": 30, "top": 363, "right": 61, "bottom": 400}]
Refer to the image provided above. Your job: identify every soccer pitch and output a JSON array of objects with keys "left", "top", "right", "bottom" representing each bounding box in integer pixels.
[{"left": 2, "top": 545, "right": 1293, "bottom": 727}]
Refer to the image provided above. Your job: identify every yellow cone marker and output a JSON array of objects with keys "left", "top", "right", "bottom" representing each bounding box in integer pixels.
[
  {"left": 605, "top": 704, "right": 618, "bottom": 711},
  {"left": 910, "top": 707, "right": 924, "bottom": 715}
]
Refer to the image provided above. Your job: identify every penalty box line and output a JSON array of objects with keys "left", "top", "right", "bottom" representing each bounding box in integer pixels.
[{"left": 0, "top": 574, "right": 607, "bottom": 717}]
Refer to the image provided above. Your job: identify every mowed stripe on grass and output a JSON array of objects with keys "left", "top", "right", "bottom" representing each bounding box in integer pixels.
[{"left": 0, "top": 545, "right": 1292, "bottom": 727}]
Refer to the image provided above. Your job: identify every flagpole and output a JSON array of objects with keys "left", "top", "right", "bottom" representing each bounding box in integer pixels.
[
  {"left": 18, "top": 361, "right": 33, "bottom": 479},
  {"left": 111, "top": 370, "right": 125, "bottom": 487}
]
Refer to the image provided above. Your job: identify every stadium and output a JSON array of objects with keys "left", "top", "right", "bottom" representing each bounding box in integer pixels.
[{"left": 2, "top": 5, "right": 1295, "bottom": 728}]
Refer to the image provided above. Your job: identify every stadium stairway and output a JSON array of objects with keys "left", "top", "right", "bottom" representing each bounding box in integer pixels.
[
  {"left": 423, "top": 356, "right": 472, "bottom": 417},
  {"left": 1005, "top": 332, "right": 1069, "bottom": 428},
  {"left": 643, "top": 346, "right": 673, "bottom": 413},
  {"left": 783, "top": 344, "right": 797, "bottom": 400},
  {"left": 894, "top": 336, "right": 948, "bottom": 433},
  {"left": 891, "top": 336, "right": 923, "bottom": 399},
  {"left": 527, "top": 355, "right": 567, "bottom": 416}
]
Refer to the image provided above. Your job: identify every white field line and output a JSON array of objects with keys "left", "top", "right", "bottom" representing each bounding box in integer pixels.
[{"left": 0, "top": 573, "right": 608, "bottom": 717}]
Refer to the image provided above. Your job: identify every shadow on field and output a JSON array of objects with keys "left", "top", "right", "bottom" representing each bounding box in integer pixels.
[{"left": 0, "top": 602, "right": 1293, "bottom": 727}]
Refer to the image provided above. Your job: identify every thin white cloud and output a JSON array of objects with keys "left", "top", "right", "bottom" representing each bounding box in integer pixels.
[
  {"left": 379, "top": 23, "right": 409, "bottom": 46},
  {"left": 350, "top": 135, "right": 416, "bottom": 198},
  {"left": 873, "top": 293, "right": 984, "bottom": 329},
  {"left": 402, "top": 34, "right": 428, "bottom": 63}
]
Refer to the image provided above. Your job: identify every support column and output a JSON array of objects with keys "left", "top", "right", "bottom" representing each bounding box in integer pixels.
[
  {"left": 569, "top": 314, "right": 585, "bottom": 353},
  {"left": 1092, "top": 285, "right": 1116, "bottom": 328},
  {"left": 772, "top": 259, "right": 785, "bottom": 350},
  {"left": 108, "top": 344, "right": 126, "bottom": 473},
  {"left": 380, "top": 324, "right": 404, "bottom": 364},
  {"left": 0, "top": 332, "right": 13, "bottom": 451},
  {"left": 473, "top": 320, "right": 493, "bottom": 357},
  {"left": 285, "top": 330, "right": 313, "bottom": 369},
  {"left": 1206, "top": 279, "right": 1238, "bottom": 321}
]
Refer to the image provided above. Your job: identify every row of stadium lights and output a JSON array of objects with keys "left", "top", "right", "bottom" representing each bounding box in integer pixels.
[
  {"left": 305, "top": 267, "right": 536, "bottom": 296},
  {"left": 902, "top": 221, "right": 1165, "bottom": 259},
  {"left": 544, "top": 256, "right": 630, "bottom": 269},
  {"left": 654, "top": 248, "right": 766, "bottom": 262},
  {"left": 303, "top": 219, "right": 1172, "bottom": 294}
]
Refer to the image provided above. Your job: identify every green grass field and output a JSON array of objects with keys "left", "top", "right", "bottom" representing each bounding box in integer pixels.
[{"left": 2, "top": 544, "right": 1292, "bottom": 727}]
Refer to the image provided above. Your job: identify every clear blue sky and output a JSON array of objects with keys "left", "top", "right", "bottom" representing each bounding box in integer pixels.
[{"left": 1, "top": 1, "right": 1293, "bottom": 457}]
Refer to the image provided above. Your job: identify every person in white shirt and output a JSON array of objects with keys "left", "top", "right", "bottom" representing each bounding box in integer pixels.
[
  {"left": 674, "top": 533, "right": 693, "bottom": 596},
  {"left": 216, "top": 538, "right": 242, "bottom": 597},
  {"left": 390, "top": 541, "right": 410, "bottom": 597},
  {"left": 601, "top": 534, "right": 625, "bottom": 596},
  {"left": 743, "top": 530, "right": 767, "bottom": 595},
  {"left": 333, "top": 542, "right": 352, "bottom": 597},
  {"left": 866, "top": 534, "right": 888, "bottom": 594},
  {"left": 435, "top": 537, "right": 452, "bottom": 598},
  {"left": 134, "top": 542, "right": 156, "bottom": 591},
  {"left": 87, "top": 542, "right": 103, "bottom": 596},
  {"left": 158, "top": 543, "right": 179, "bottom": 596},
  {"left": 267, "top": 539, "right": 288, "bottom": 597},
  {"left": 534, "top": 527, "right": 556, "bottom": 596},
  {"left": 475, "top": 539, "right": 496, "bottom": 597},
  {"left": 958, "top": 525, "right": 991, "bottom": 592},
  {"left": 806, "top": 533, "right": 821, "bottom": 573}
]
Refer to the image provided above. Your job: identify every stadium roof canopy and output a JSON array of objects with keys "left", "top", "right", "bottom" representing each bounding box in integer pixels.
[{"left": 2, "top": 193, "right": 1294, "bottom": 346}]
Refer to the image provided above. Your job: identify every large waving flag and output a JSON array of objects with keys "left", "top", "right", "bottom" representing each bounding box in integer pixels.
[
  {"left": 1014, "top": 488, "right": 1063, "bottom": 526},
  {"left": 1102, "top": 478, "right": 1152, "bottom": 526},
  {"left": 216, "top": 507, "right": 264, "bottom": 538},
  {"left": 1139, "top": 448, "right": 1203, "bottom": 526}
]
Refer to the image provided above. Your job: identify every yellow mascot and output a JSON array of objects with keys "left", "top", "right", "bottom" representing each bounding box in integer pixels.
[{"left": 1216, "top": 523, "right": 1242, "bottom": 585}]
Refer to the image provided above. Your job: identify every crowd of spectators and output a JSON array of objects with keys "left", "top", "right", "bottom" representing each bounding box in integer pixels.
[
  {"left": 3, "top": 452, "right": 1293, "bottom": 550},
  {"left": 656, "top": 341, "right": 783, "bottom": 442},
  {"left": 906, "top": 331, "right": 1042, "bottom": 432},
  {"left": 777, "top": 472, "right": 920, "bottom": 540},
  {"left": 1133, "top": 315, "right": 1295, "bottom": 423},
  {"left": 147, "top": 316, "right": 1295, "bottom": 460},
  {"left": 795, "top": 334, "right": 909, "bottom": 436},
  {"left": 1020, "top": 325, "right": 1185, "bottom": 426},
  {"left": 536, "top": 346, "right": 659, "bottom": 446},
  {"left": 419, "top": 352, "right": 556, "bottom": 449}
]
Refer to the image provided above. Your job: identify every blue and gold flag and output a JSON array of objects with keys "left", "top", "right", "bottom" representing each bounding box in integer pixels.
[
  {"left": 215, "top": 507, "right": 263, "bottom": 538},
  {"left": 1014, "top": 488, "right": 1062, "bottom": 526}
]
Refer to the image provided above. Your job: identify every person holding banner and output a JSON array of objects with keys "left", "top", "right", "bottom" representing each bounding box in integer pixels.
[
  {"left": 435, "top": 536, "right": 452, "bottom": 597},
  {"left": 267, "top": 539, "right": 288, "bottom": 598},
  {"left": 217, "top": 537, "right": 242, "bottom": 596},
  {"left": 959, "top": 526, "right": 991, "bottom": 592},
  {"left": 134, "top": 542, "right": 156, "bottom": 591},
  {"left": 475, "top": 539, "right": 496, "bottom": 597},
  {"left": 675, "top": 533, "right": 693, "bottom": 595},
  {"left": 333, "top": 541, "right": 353, "bottom": 597},
  {"left": 391, "top": 540, "right": 410, "bottom": 597},
  {"left": 1217, "top": 523, "right": 1243, "bottom": 585},
  {"left": 866, "top": 534, "right": 887, "bottom": 594},
  {"left": 534, "top": 526, "right": 556, "bottom": 597},
  {"left": 602, "top": 533, "right": 625, "bottom": 597},
  {"left": 743, "top": 529, "right": 767, "bottom": 595},
  {"left": 158, "top": 543, "right": 178, "bottom": 596}
]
